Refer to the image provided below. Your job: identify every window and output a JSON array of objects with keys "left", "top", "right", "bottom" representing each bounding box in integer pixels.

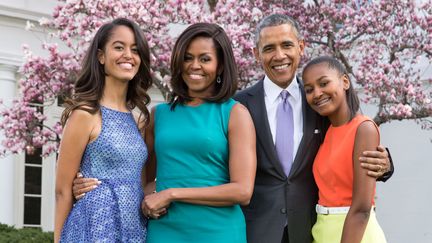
[
  {"left": 23, "top": 102, "right": 44, "bottom": 228},
  {"left": 23, "top": 147, "right": 43, "bottom": 228}
]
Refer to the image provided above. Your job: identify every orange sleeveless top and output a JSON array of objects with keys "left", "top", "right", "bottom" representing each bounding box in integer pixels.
[{"left": 313, "top": 115, "right": 380, "bottom": 207}]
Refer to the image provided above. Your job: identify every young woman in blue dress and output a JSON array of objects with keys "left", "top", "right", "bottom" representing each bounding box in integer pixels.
[{"left": 54, "top": 18, "right": 151, "bottom": 242}]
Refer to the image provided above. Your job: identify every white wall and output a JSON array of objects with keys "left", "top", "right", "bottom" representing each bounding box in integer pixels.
[
  {"left": 0, "top": 0, "right": 56, "bottom": 17},
  {"left": 376, "top": 120, "right": 432, "bottom": 243},
  {"left": 0, "top": 64, "right": 18, "bottom": 225},
  {"left": 361, "top": 100, "right": 432, "bottom": 243}
]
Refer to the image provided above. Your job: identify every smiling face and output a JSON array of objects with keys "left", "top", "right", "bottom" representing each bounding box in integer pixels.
[
  {"left": 302, "top": 63, "right": 351, "bottom": 124},
  {"left": 254, "top": 24, "right": 304, "bottom": 89},
  {"left": 181, "top": 36, "right": 219, "bottom": 99},
  {"left": 98, "top": 25, "right": 140, "bottom": 83}
]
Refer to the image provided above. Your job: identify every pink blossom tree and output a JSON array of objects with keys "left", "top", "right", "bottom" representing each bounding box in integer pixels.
[{"left": 0, "top": 0, "right": 431, "bottom": 156}]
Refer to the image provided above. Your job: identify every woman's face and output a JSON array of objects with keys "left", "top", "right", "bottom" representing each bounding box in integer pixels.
[
  {"left": 98, "top": 25, "right": 141, "bottom": 83},
  {"left": 302, "top": 63, "right": 349, "bottom": 118},
  {"left": 181, "top": 37, "right": 219, "bottom": 99}
]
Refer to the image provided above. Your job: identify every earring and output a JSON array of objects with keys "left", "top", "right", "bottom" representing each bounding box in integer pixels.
[{"left": 216, "top": 76, "right": 221, "bottom": 84}]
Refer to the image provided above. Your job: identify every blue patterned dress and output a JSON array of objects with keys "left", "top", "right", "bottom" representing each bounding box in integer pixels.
[{"left": 60, "top": 106, "right": 148, "bottom": 242}]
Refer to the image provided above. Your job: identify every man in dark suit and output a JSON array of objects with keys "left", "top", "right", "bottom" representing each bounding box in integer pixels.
[{"left": 234, "top": 14, "right": 393, "bottom": 243}]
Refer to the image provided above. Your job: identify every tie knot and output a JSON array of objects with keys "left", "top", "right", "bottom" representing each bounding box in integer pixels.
[{"left": 280, "top": 90, "right": 289, "bottom": 101}]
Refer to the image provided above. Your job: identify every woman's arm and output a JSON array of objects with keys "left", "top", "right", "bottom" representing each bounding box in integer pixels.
[
  {"left": 341, "top": 121, "right": 380, "bottom": 243},
  {"left": 142, "top": 103, "right": 256, "bottom": 212},
  {"left": 144, "top": 106, "right": 157, "bottom": 185},
  {"left": 54, "top": 110, "right": 97, "bottom": 243},
  {"left": 140, "top": 107, "right": 163, "bottom": 218}
]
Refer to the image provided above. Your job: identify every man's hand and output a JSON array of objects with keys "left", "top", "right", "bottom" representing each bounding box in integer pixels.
[
  {"left": 72, "top": 172, "right": 101, "bottom": 200},
  {"left": 359, "top": 145, "right": 390, "bottom": 179}
]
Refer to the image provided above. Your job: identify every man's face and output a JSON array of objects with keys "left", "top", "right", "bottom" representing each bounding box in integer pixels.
[{"left": 254, "top": 24, "right": 305, "bottom": 89}]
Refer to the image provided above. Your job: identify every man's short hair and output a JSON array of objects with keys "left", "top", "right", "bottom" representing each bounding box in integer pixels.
[{"left": 254, "top": 14, "right": 302, "bottom": 47}]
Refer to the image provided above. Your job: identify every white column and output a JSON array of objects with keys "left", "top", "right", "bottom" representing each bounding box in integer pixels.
[
  {"left": 41, "top": 102, "right": 62, "bottom": 231},
  {"left": 0, "top": 64, "right": 18, "bottom": 225}
]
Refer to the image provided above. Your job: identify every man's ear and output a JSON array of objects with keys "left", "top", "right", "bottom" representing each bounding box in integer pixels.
[
  {"left": 97, "top": 49, "right": 105, "bottom": 65},
  {"left": 253, "top": 47, "right": 260, "bottom": 63},
  {"left": 298, "top": 39, "right": 305, "bottom": 57}
]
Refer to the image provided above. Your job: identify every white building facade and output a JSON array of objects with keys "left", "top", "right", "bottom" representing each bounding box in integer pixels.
[
  {"left": 0, "top": 1, "right": 430, "bottom": 242},
  {"left": 0, "top": 0, "right": 57, "bottom": 231}
]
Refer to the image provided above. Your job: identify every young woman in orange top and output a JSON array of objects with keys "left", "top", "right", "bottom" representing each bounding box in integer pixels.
[{"left": 302, "top": 56, "right": 386, "bottom": 243}]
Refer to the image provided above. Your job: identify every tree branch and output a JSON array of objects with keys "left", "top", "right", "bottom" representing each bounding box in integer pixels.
[
  {"left": 389, "top": 44, "right": 432, "bottom": 63},
  {"left": 207, "top": 0, "right": 218, "bottom": 12},
  {"left": 328, "top": 29, "right": 354, "bottom": 74},
  {"left": 306, "top": 39, "right": 328, "bottom": 46},
  {"left": 152, "top": 76, "right": 171, "bottom": 101},
  {"left": 373, "top": 107, "right": 432, "bottom": 126}
]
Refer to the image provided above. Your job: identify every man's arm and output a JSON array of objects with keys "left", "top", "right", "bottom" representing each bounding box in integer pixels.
[{"left": 377, "top": 148, "right": 394, "bottom": 182}]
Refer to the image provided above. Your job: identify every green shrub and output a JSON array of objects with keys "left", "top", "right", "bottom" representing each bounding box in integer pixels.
[{"left": 0, "top": 224, "right": 53, "bottom": 243}]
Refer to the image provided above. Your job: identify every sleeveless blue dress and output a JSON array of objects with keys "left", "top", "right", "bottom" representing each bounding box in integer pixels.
[{"left": 60, "top": 106, "right": 148, "bottom": 242}]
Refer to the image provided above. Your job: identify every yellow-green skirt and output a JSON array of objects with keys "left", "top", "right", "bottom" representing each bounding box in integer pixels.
[{"left": 312, "top": 210, "right": 386, "bottom": 243}]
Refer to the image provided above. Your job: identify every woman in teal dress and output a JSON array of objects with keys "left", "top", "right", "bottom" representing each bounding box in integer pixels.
[{"left": 141, "top": 23, "right": 257, "bottom": 243}]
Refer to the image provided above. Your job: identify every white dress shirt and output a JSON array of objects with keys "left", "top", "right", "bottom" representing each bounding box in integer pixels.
[{"left": 263, "top": 75, "right": 304, "bottom": 162}]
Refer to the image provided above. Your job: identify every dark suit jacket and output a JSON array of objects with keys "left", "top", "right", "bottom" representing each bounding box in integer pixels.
[{"left": 234, "top": 78, "right": 330, "bottom": 243}]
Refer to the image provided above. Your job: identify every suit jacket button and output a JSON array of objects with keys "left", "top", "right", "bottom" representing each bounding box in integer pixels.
[{"left": 280, "top": 208, "right": 287, "bottom": 214}]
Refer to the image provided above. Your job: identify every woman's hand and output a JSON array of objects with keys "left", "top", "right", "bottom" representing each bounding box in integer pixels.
[{"left": 141, "top": 190, "right": 171, "bottom": 219}]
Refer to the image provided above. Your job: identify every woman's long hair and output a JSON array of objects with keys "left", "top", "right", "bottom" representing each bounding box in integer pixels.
[{"left": 61, "top": 18, "right": 152, "bottom": 132}]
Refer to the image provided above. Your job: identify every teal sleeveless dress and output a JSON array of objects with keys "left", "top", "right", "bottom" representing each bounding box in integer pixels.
[{"left": 146, "top": 99, "right": 246, "bottom": 243}]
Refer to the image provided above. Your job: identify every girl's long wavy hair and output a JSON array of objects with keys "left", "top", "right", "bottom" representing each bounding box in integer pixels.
[{"left": 60, "top": 18, "right": 152, "bottom": 132}]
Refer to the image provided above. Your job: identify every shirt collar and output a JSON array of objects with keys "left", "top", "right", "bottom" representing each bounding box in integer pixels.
[{"left": 263, "top": 75, "right": 301, "bottom": 104}]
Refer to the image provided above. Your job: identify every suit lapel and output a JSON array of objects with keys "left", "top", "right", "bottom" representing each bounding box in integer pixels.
[
  {"left": 288, "top": 78, "right": 318, "bottom": 178},
  {"left": 247, "top": 81, "right": 287, "bottom": 179}
]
